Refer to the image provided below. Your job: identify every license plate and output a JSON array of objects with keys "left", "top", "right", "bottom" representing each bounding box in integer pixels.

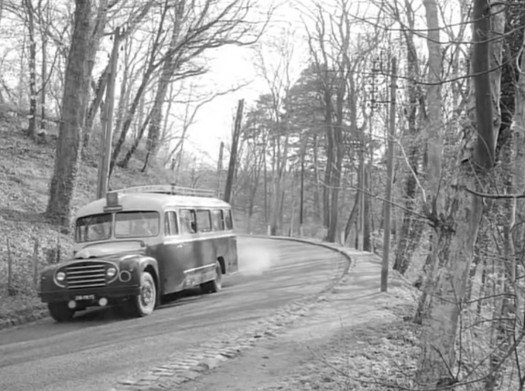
[{"left": 75, "top": 294, "right": 95, "bottom": 301}]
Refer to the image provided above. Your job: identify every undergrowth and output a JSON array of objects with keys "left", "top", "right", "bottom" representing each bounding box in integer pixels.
[{"left": 0, "top": 117, "right": 179, "bottom": 321}]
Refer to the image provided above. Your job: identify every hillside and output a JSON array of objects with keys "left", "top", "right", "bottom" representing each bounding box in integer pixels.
[{"left": 0, "top": 116, "right": 188, "bottom": 327}]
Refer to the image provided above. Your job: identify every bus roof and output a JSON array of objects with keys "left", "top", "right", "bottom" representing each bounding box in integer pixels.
[{"left": 76, "top": 192, "right": 231, "bottom": 218}]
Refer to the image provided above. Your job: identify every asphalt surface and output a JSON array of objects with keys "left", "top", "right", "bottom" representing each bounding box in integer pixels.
[{"left": 0, "top": 236, "right": 348, "bottom": 391}]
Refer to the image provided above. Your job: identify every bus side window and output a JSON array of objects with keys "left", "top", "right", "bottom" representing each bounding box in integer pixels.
[
  {"left": 164, "top": 211, "right": 179, "bottom": 236},
  {"left": 211, "top": 209, "right": 224, "bottom": 231},
  {"left": 196, "top": 210, "right": 211, "bottom": 232},
  {"left": 180, "top": 209, "right": 196, "bottom": 234},
  {"left": 224, "top": 209, "right": 233, "bottom": 230}
]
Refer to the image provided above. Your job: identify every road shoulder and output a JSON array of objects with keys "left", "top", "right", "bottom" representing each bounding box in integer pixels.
[{"left": 175, "top": 251, "right": 420, "bottom": 391}]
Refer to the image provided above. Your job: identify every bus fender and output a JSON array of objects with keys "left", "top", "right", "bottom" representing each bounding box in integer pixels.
[{"left": 120, "top": 255, "right": 159, "bottom": 288}]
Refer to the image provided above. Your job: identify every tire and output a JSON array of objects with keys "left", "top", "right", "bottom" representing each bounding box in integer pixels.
[
  {"left": 48, "top": 302, "right": 75, "bottom": 322},
  {"left": 129, "top": 271, "right": 157, "bottom": 317},
  {"left": 200, "top": 262, "right": 222, "bottom": 294}
]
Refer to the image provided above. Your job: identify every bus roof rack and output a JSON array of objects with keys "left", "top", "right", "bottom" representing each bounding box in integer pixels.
[{"left": 114, "top": 185, "right": 219, "bottom": 198}]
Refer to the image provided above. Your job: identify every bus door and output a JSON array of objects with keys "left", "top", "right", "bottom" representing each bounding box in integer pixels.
[
  {"left": 195, "top": 209, "right": 215, "bottom": 276},
  {"left": 160, "top": 210, "right": 188, "bottom": 293},
  {"left": 178, "top": 209, "right": 203, "bottom": 287}
]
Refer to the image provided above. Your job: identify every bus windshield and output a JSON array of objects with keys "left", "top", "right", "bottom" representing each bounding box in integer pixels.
[
  {"left": 115, "top": 211, "right": 160, "bottom": 238},
  {"left": 75, "top": 211, "right": 160, "bottom": 242},
  {"left": 76, "top": 213, "right": 112, "bottom": 242}
]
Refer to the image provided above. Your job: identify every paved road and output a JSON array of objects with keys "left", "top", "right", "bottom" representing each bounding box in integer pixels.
[{"left": 0, "top": 236, "right": 347, "bottom": 391}]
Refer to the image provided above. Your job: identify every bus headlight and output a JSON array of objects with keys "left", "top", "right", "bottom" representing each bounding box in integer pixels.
[
  {"left": 56, "top": 271, "right": 66, "bottom": 282},
  {"left": 54, "top": 271, "right": 67, "bottom": 287},
  {"left": 106, "top": 267, "right": 117, "bottom": 278}
]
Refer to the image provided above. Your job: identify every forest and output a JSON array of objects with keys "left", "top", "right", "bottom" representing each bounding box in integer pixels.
[{"left": 1, "top": 0, "right": 525, "bottom": 389}]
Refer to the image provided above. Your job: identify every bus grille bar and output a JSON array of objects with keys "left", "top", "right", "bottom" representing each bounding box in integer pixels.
[{"left": 66, "top": 262, "right": 107, "bottom": 289}]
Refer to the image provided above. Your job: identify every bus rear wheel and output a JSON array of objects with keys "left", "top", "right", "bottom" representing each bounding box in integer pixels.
[
  {"left": 48, "top": 302, "right": 75, "bottom": 322},
  {"left": 200, "top": 262, "right": 222, "bottom": 293}
]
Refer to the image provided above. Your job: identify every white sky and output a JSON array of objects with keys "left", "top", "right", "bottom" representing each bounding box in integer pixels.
[
  {"left": 186, "top": 45, "right": 264, "bottom": 165},
  {"left": 183, "top": 1, "right": 306, "bottom": 166}
]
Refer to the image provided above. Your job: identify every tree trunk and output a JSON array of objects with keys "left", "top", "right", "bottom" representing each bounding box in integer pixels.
[
  {"left": 24, "top": 0, "right": 37, "bottom": 139},
  {"left": 46, "top": 0, "right": 105, "bottom": 226},
  {"left": 96, "top": 27, "right": 120, "bottom": 199},
  {"left": 484, "top": 3, "right": 517, "bottom": 387},
  {"left": 118, "top": 111, "right": 152, "bottom": 169},
  {"left": 39, "top": 4, "right": 48, "bottom": 138},
  {"left": 142, "top": 4, "right": 185, "bottom": 171},
  {"left": 512, "top": 12, "right": 525, "bottom": 331},
  {"left": 363, "top": 167, "right": 372, "bottom": 251},
  {"left": 327, "top": 83, "right": 345, "bottom": 243},
  {"left": 312, "top": 134, "right": 322, "bottom": 221},
  {"left": 393, "top": 5, "right": 423, "bottom": 274},
  {"left": 416, "top": 0, "right": 499, "bottom": 385},
  {"left": 109, "top": 6, "right": 169, "bottom": 176},
  {"left": 381, "top": 57, "right": 397, "bottom": 292},
  {"left": 83, "top": 63, "right": 108, "bottom": 151},
  {"left": 344, "top": 194, "right": 359, "bottom": 247},
  {"left": 322, "top": 87, "right": 334, "bottom": 231}
]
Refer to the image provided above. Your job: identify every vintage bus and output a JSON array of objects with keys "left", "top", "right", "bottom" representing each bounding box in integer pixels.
[{"left": 39, "top": 185, "right": 238, "bottom": 322}]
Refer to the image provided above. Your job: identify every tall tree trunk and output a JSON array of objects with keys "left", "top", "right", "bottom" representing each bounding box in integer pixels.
[
  {"left": 512, "top": 9, "right": 525, "bottom": 331},
  {"left": 381, "top": 57, "right": 397, "bottom": 292},
  {"left": 327, "top": 84, "right": 345, "bottom": 243},
  {"left": 269, "top": 132, "right": 289, "bottom": 235},
  {"left": 142, "top": 3, "right": 185, "bottom": 172},
  {"left": 46, "top": 0, "right": 106, "bottom": 226},
  {"left": 416, "top": 0, "right": 500, "bottom": 386},
  {"left": 344, "top": 194, "right": 358, "bottom": 246},
  {"left": 24, "top": 0, "right": 37, "bottom": 139},
  {"left": 110, "top": 5, "right": 169, "bottom": 176},
  {"left": 414, "top": 0, "right": 445, "bottom": 321},
  {"left": 118, "top": 111, "right": 152, "bottom": 168},
  {"left": 363, "top": 167, "right": 372, "bottom": 251},
  {"left": 485, "top": 3, "right": 518, "bottom": 387},
  {"left": 393, "top": 2, "right": 423, "bottom": 274},
  {"left": 312, "top": 134, "right": 322, "bottom": 221},
  {"left": 83, "top": 63, "right": 108, "bottom": 152},
  {"left": 96, "top": 27, "right": 120, "bottom": 199},
  {"left": 322, "top": 89, "right": 334, "bottom": 232},
  {"left": 39, "top": 4, "right": 48, "bottom": 138},
  {"left": 348, "top": 74, "right": 364, "bottom": 248},
  {"left": 109, "top": 68, "right": 155, "bottom": 176}
]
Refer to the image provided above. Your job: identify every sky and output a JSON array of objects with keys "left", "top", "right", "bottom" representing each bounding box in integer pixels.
[
  {"left": 182, "top": 1, "right": 306, "bottom": 167},
  {"left": 185, "top": 45, "right": 264, "bottom": 165}
]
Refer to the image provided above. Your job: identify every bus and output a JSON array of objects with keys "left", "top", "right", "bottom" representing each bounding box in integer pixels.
[{"left": 39, "top": 185, "right": 238, "bottom": 322}]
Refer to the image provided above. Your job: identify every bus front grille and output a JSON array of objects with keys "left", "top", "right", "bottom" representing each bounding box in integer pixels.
[{"left": 66, "top": 262, "right": 107, "bottom": 289}]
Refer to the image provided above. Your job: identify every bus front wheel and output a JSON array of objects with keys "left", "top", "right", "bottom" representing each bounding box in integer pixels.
[
  {"left": 127, "top": 271, "right": 156, "bottom": 317},
  {"left": 48, "top": 302, "right": 75, "bottom": 322}
]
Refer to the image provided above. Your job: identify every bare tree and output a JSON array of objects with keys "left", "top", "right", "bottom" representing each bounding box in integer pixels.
[
  {"left": 416, "top": 0, "right": 503, "bottom": 385},
  {"left": 23, "top": 0, "right": 38, "bottom": 138},
  {"left": 46, "top": 0, "right": 107, "bottom": 226},
  {"left": 391, "top": 0, "right": 426, "bottom": 274},
  {"left": 139, "top": 0, "right": 270, "bottom": 171}
]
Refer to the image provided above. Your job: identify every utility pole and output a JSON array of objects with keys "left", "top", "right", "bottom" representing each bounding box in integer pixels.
[
  {"left": 216, "top": 141, "right": 224, "bottom": 196},
  {"left": 96, "top": 27, "right": 120, "bottom": 199},
  {"left": 223, "top": 99, "right": 244, "bottom": 203},
  {"left": 299, "top": 140, "right": 305, "bottom": 236},
  {"left": 381, "top": 56, "right": 397, "bottom": 292}
]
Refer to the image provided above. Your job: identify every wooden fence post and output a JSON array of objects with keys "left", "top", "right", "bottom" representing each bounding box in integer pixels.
[
  {"left": 32, "top": 238, "right": 39, "bottom": 288},
  {"left": 56, "top": 234, "right": 61, "bottom": 263},
  {"left": 7, "top": 238, "right": 14, "bottom": 296}
]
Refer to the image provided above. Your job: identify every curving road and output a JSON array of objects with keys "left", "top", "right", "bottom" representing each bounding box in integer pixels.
[{"left": 0, "top": 237, "right": 348, "bottom": 391}]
